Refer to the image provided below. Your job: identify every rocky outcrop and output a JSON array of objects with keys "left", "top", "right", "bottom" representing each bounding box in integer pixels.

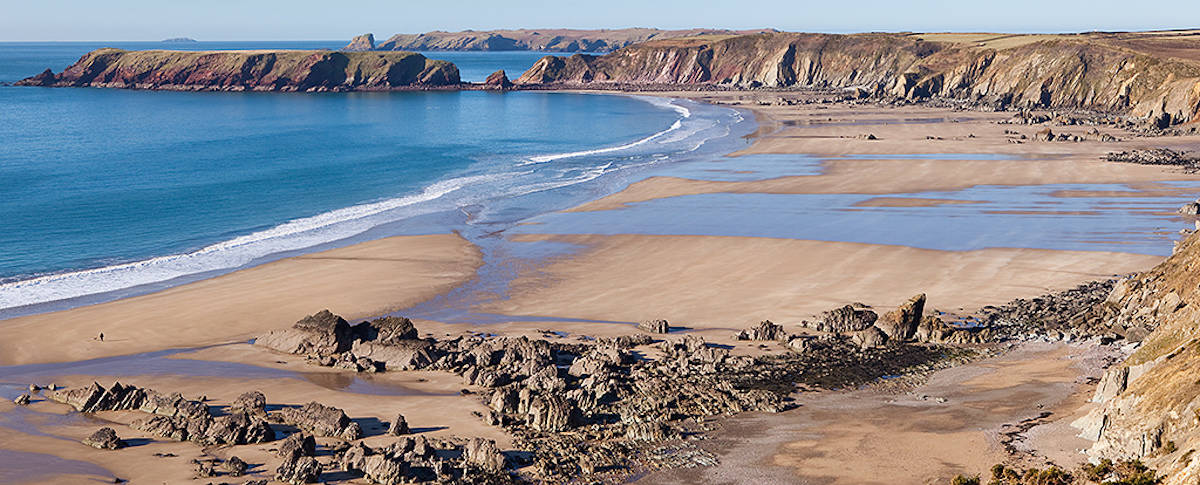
[
  {"left": 345, "top": 33, "right": 376, "bottom": 51},
  {"left": 516, "top": 31, "right": 1200, "bottom": 125},
  {"left": 279, "top": 401, "right": 362, "bottom": 439},
  {"left": 735, "top": 320, "right": 788, "bottom": 341},
  {"left": 802, "top": 305, "right": 878, "bottom": 333},
  {"left": 877, "top": 294, "right": 926, "bottom": 342},
  {"left": 256, "top": 309, "right": 358, "bottom": 356},
  {"left": 82, "top": 427, "right": 125, "bottom": 450},
  {"left": 17, "top": 49, "right": 460, "bottom": 91},
  {"left": 483, "top": 70, "right": 513, "bottom": 89},
  {"left": 351, "top": 28, "right": 777, "bottom": 53},
  {"left": 637, "top": 319, "right": 670, "bottom": 334},
  {"left": 1069, "top": 231, "right": 1200, "bottom": 484}
]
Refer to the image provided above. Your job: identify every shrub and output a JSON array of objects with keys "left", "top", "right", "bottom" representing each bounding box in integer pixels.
[{"left": 951, "top": 474, "right": 981, "bottom": 485}]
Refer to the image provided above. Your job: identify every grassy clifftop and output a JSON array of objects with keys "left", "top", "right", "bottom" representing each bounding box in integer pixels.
[
  {"left": 516, "top": 31, "right": 1200, "bottom": 125},
  {"left": 17, "top": 48, "right": 461, "bottom": 91}
]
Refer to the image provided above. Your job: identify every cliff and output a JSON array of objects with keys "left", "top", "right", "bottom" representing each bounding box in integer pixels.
[
  {"left": 351, "top": 28, "right": 776, "bottom": 52},
  {"left": 16, "top": 48, "right": 460, "bottom": 91},
  {"left": 1072, "top": 230, "right": 1200, "bottom": 483},
  {"left": 516, "top": 31, "right": 1200, "bottom": 124}
]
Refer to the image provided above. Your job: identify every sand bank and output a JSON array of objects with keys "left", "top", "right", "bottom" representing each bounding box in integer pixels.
[{"left": 0, "top": 234, "right": 481, "bottom": 366}]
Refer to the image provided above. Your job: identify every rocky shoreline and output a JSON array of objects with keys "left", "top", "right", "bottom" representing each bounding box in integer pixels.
[{"left": 12, "top": 277, "right": 1156, "bottom": 484}]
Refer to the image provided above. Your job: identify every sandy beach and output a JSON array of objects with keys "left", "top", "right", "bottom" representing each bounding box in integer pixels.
[{"left": 3, "top": 93, "right": 1199, "bottom": 483}]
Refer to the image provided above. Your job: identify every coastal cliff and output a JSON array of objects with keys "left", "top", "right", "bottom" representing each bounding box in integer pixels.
[
  {"left": 1072, "top": 230, "right": 1200, "bottom": 483},
  {"left": 16, "top": 48, "right": 461, "bottom": 91},
  {"left": 345, "top": 28, "right": 776, "bottom": 52},
  {"left": 516, "top": 31, "right": 1200, "bottom": 124}
]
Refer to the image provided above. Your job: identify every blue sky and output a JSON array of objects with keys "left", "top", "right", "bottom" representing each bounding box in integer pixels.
[{"left": 2, "top": 0, "right": 1197, "bottom": 41}]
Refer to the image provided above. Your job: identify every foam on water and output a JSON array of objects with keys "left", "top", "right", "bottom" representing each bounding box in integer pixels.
[{"left": 0, "top": 94, "right": 746, "bottom": 313}]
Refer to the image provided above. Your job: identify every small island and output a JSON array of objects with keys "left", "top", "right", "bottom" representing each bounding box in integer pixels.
[{"left": 161, "top": 37, "right": 198, "bottom": 43}]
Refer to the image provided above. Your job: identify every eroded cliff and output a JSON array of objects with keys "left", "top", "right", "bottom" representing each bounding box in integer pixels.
[
  {"left": 351, "top": 28, "right": 776, "bottom": 52},
  {"left": 16, "top": 48, "right": 461, "bottom": 91},
  {"left": 1073, "top": 230, "right": 1200, "bottom": 483},
  {"left": 517, "top": 31, "right": 1200, "bottom": 124}
]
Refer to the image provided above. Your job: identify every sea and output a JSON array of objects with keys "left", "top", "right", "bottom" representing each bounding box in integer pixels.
[{"left": 0, "top": 41, "right": 752, "bottom": 316}]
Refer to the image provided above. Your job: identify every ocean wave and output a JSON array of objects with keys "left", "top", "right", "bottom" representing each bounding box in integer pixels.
[
  {"left": 522, "top": 97, "right": 692, "bottom": 165},
  {"left": 0, "top": 171, "right": 512, "bottom": 310}
]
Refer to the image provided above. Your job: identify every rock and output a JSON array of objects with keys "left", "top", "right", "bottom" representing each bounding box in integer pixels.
[
  {"left": 277, "top": 432, "right": 317, "bottom": 460},
  {"left": 194, "top": 459, "right": 217, "bottom": 478},
  {"left": 638, "top": 319, "right": 670, "bottom": 334},
  {"left": 275, "top": 455, "right": 321, "bottom": 484},
  {"left": 202, "top": 411, "right": 274, "bottom": 445},
  {"left": 20, "top": 68, "right": 56, "bottom": 86},
  {"left": 804, "top": 305, "right": 878, "bottom": 333},
  {"left": 484, "top": 70, "right": 514, "bottom": 89},
  {"left": 279, "top": 401, "right": 360, "bottom": 439},
  {"left": 1035, "top": 127, "right": 1055, "bottom": 141},
  {"left": 230, "top": 390, "right": 266, "bottom": 415},
  {"left": 389, "top": 414, "right": 410, "bottom": 435},
  {"left": 1093, "top": 366, "right": 1129, "bottom": 403},
  {"left": 350, "top": 339, "right": 433, "bottom": 370},
  {"left": 82, "top": 427, "right": 125, "bottom": 450},
  {"left": 345, "top": 33, "right": 376, "bottom": 51},
  {"left": 876, "top": 293, "right": 926, "bottom": 342},
  {"left": 626, "top": 421, "right": 670, "bottom": 441},
  {"left": 786, "top": 335, "right": 816, "bottom": 353},
  {"left": 851, "top": 326, "right": 889, "bottom": 348},
  {"left": 357, "top": 316, "right": 419, "bottom": 344},
  {"left": 221, "top": 456, "right": 248, "bottom": 477},
  {"left": 527, "top": 395, "right": 573, "bottom": 432},
  {"left": 735, "top": 320, "right": 788, "bottom": 341},
  {"left": 256, "top": 310, "right": 358, "bottom": 357},
  {"left": 13, "top": 393, "right": 30, "bottom": 405},
  {"left": 1179, "top": 202, "right": 1200, "bottom": 215},
  {"left": 464, "top": 437, "right": 506, "bottom": 472}
]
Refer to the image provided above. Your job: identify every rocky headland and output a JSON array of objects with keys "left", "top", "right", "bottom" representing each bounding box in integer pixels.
[
  {"left": 342, "top": 28, "right": 777, "bottom": 52},
  {"left": 515, "top": 30, "right": 1200, "bottom": 128},
  {"left": 15, "top": 48, "right": 461, "bottom": 92}
]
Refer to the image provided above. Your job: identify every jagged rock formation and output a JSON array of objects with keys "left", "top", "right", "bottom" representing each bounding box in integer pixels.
[
  {"left": 280, "top": 401, "right": 362, "bottom": 439},
  {"left": 1071, "top": 231, "right": 1200, "bottom": 484},
  {"left": 516, "top": 31, "right": 1200, "bottom": 125},
  {"left": 877, "top": 294, "right": 926, "bottom": 342},
  {"left": 16, "top": 48, "right": 460, "bottom": 91},
  {"left": 802, "top": 305, "right": 879, "bottom": 333},
  {"left": 484, "top": 70, "right": 513, "bottom": 89},
  {"left": 735, "top": 320, "right": 788, "bottom": 341},
  {"left": 348, "top": 28, "right": 777, "bottom": 52},
  {"left": 345, "top": 33, "right": 376, "bottom": 51},
  {"left": 638, "top": 319, "right": 671, "bottom": 334}
]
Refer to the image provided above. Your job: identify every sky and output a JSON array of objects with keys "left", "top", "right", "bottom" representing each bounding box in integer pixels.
[{"left": 1, "top": 0, "right": 1198, "bottom": 41}]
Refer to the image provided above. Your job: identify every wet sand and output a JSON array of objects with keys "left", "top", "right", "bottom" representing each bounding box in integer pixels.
[
  {"left": 484, "top": 234, "right": 1160, "bottom": 332},
  {"left": 642, "top": 342, "right": 1111, "bottom": 484},
  {"left": 0, "top": 234, "right": 481, "bottom": 366}
]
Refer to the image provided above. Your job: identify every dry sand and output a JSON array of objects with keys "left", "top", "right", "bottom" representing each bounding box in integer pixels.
[{"left": 0, "top": 234, "right": 481, "bottom": 366}]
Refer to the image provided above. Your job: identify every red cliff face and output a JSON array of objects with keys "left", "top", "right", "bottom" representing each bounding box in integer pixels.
[
  {"left": 517, "top": 32, "right": 1200, "bottom": 124},
  {"left": 17, "top": 48, "right": 461, "bottom": 91}
]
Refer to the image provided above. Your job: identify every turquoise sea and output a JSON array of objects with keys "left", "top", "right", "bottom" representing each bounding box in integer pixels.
[{"left": 0, "top": 41, "right": 750, "bottom": 315}]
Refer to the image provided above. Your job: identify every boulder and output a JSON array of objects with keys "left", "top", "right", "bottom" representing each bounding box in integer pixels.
[
  {"left": 276, "top": 455, "right": 321, "bottom": 485},
  {"left": 256, "top": 310, "right": 357, "bottom": 357},
  {"left": 388, "top": 414, "right": 410, "bottom": 435},
  {"left": 735, "top": 320, "right": 788, "bottom": 341},
  {"left": 13, "top": 393, "right": 30, "bottom": 405},
  {"left": 277, "top": 432, "right": 317, "bottom": 460},
  {"left": 230, "top": 390, "right": 267, "bottom": 415},
  {"left": 202, "top": 411, "right": 274, "bottom": 445},
  {"left": 280, "top": 401, "right": 360, "bottom": 439},
  {"left": 464, "top": 437, "right": 506, "bottom": 472},
  {"left": 350, "top": 340, "right": 433, "bottom": 370},
  {"left": 220, "top": 456, "right": 248, "bottom": 477},
  {"left": 82, "top": 427, "right": 125, "bottom": 450},
  {"left": 638, "top": 319, "right": 670, "bottom": 334},
  {"left": 484, "top": 70, "right": 513, "bottom": 89},
  {"left": 1179, "top": 201, "right": 1200, "bottom": 215},
  {"left": 804, "top": 305, "right": 878, "bottom": 333},
  {"left": 357, "top": 316, "right": 418, "bottom": 344},
  {"left": 1035, "top": 127, "right": 1055, "bottom": 141},
  {"left": 876, "top": 293, "right": 926, "bottom": 341},
  {"left": 851, "top": 326, "right": 889, "bottom": 348},
  {"left": 527, "top": 395, "right": 572, "bottom": 432}
]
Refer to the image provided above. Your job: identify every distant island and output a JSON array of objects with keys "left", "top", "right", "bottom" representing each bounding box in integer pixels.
[
  {"left": 343, "top": 28, "right": 777, "bottom": 52},
  {"left": 161, "top": 37, "right": 198, "bottom": 43}
]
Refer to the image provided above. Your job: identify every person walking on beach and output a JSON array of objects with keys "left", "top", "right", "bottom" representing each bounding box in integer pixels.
[{"left": 98, "top": 332, "right": 104, "bottom": 342}]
